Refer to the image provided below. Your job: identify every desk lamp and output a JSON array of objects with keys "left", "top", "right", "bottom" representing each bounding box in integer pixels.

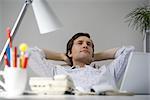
[{"left": 0, "top": 0, "right": 62, "bottom": 67}]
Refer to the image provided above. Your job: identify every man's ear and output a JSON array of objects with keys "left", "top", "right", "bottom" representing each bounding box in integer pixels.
[{"left": 68, "top": 51, "right": 72, "bottom": 57}]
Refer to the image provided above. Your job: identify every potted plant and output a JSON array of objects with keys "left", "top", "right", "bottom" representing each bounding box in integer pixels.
[{"left": 125, "top": 4, "right": 150, "bottom": 52}]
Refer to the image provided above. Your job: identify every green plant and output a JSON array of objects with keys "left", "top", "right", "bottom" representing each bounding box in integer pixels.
[{"left": 125, "top": 5, "right": 150, "bottom": 33}]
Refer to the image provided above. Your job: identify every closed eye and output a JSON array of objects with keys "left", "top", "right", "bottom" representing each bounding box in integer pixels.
[
  {"left": 87, "top": 42, "right": 92, "bottom": 47},
  {"left": 78, "top": 42, "right": 82, "bottom": 45},
  {"left": 77, "top": 41, "right": 83, "bottom": 45}
]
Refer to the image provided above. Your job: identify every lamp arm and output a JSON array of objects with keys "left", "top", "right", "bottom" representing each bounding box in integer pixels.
[{"left": 0, "top": 0, "right": 32, "bottom": 66}]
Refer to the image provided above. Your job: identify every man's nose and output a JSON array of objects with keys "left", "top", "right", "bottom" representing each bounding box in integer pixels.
[{"left": 82, "top": 43, "right": 88, "bottom": 48}]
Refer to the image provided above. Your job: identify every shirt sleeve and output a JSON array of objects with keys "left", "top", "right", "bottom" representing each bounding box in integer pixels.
[
  {"left": 107, "top": 46, "right": 135, "bottom": 84},
  {"left": 27, "top": 47, "right": 56, "bottom": 77}
]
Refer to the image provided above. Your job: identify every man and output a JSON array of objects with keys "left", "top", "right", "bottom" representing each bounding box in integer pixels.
[
  {"left": 43, "top": 33, "right": 118, "bottom": 66},
  {"left": 28, "top": 33, "right": 134, "bottom": 93}
]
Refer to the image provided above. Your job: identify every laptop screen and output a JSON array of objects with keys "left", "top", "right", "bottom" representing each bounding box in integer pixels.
[{"left": 120, "top": 52, "right": 150, "bottom": 95}]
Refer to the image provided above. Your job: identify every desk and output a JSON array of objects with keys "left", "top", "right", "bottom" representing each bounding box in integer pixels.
[{"left": 0, "top": 95, "right": 149, "bottom": 100}]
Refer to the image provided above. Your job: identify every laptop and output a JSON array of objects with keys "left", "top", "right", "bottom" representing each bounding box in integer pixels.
[{"left": 120, "top": 52, "right": 150, "bottom": 95}]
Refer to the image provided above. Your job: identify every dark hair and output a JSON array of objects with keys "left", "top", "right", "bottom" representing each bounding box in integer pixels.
[{"left": 66, "top": 32, "right": 94, "bottom": 66}]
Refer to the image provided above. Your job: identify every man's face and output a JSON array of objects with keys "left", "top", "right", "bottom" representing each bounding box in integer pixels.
[{"left": 69, "top": 36, "right": 94, "bottom": 65}]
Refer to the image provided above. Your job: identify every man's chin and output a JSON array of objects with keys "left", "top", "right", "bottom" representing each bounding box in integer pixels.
[{"left": 78, "top": 56, "right": 92, "bottom": 63}]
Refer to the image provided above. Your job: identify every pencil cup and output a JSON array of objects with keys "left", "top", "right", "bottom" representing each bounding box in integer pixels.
[{"left": 0, "top": 66, "right": 27, "bottom": 97}]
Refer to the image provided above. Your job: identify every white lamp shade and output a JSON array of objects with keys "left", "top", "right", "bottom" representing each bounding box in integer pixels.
[{"left": 32, "top": 0, "right": 62, "bottom": 34}]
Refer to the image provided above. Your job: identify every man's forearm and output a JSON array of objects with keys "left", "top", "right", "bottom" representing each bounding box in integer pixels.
[
  {"left": 43, "top": 49, "right": 65, "bottom": 61},
  {"left": 94, "top": 48, "right": 118, "bottom": 61}
]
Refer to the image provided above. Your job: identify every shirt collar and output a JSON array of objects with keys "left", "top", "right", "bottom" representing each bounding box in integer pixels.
[{"left": 71, "top": 65, "right": 90, "bottom": 69}]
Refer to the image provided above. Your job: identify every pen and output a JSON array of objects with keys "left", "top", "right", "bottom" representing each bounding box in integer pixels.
[
  {"left": 6, "top": 27, "right": 12, "bottom": 48},
  {"left": 20, "top": 55, "right": 23, "bottom": 68},
  {"left": 6, "top": 46, "right": 10, "bottom": 66},
  {"left": 10, "top": 47, "right": 13, "bottom": 67},
  {"left": 6, "top": 27, "right": 12, "bottom": 67},
  {"left": 17, "top": 55, "right": 20, "bottom": 68},
  {"left": 13, "top": 47, "right": 17, "bottom": 67},
  {"left": 19, "top": 43, "right": 28, "bottom": 68},
  {"left": 4, "top": 53, "right": 9, "bottom": 67},
  {"left": 23, "top": 55, "right": 28, "bottom": 69}
]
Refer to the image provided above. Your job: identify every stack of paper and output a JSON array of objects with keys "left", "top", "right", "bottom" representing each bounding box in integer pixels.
[{"left": 29, "top": 75, "right": 75, "bottom": 95}]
